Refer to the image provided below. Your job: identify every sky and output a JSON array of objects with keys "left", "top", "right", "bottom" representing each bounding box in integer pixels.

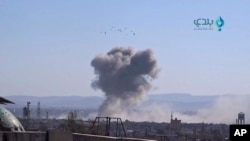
[{"left": 1, "top": 0, "right": 250, "bottom": 97}]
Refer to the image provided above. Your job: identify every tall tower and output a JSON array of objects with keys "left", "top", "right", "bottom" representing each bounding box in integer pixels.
[
  {"left": 46, "top": 111, "right": 49, "bottom": 120},
  {"left": 236, "top": 112, "right": 245, "bottom": 124},
  {"left": 37, "top": 102, "right": 41, "bottom": 122},
  {"left": 24, "top": 102, "right": 31, "bottom": 120}
]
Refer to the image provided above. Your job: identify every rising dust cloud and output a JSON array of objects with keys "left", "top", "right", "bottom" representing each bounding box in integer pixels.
[
  {"left": 90, "top": 47, "right": 250, "bottom": 124},
  {"left": 125, "top": 95, "right": 250, "bottom": 124}
]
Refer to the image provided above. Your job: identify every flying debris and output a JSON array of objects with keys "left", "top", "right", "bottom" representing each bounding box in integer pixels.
[
  {"left": 100, "top": 26, "right": 136, "bottom": 37},
  {"left": 99, "top": 31, "right": 107, "bottom": 35},
  {"left": 130, "top": 30, "right": 136, "bottom": 36}
]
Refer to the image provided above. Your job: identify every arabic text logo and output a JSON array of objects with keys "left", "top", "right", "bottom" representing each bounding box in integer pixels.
[
  {"left": 193, "top": 16, "right": 224, "bottom": 32},
  {"left": 194, "top": 18, "right": 214, "bottom": 31},
  {"left": 215, "top": 16, "right": 224, "bottom": 31},
  {"left": 194, "top": 18, "right": 213, "bottom": 27}
]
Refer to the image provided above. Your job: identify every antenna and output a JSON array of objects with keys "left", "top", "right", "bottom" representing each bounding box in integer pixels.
[{"left": 37, "top": 101, "right": 41, "bottom": 122}]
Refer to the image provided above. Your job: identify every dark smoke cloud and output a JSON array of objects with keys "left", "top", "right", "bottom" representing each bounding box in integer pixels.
[{"left": 91, "top": 47, "right": 159, "bottom": 116}]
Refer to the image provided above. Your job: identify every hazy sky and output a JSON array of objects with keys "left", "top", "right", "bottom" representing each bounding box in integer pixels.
[{"left": 1, "top": 0, "right": 250, "bottom": 96}]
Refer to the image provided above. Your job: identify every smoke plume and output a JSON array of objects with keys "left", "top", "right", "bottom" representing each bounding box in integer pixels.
[
  {"left": 116, "top": 95, "right": 250, "bottom": 124},
  {"left": 91, "top": 47, "right": 159, "bottom": 116}
]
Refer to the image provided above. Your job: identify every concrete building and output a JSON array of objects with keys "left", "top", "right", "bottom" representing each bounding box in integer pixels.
[
  {"left": 236, "top": 112, "right": 245, "bottom": 124},
  {"left": 169, "top": 113, "right": 181, "bottom": 133}
]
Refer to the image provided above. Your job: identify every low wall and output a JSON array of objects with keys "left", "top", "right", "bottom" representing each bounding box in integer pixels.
[
  {"left": 73, "top": 133, "right": 157, "bottom": 141},
  {"left": 0, "top": 131, "right": 46, "bottom": 141},
  {"left": 0, "top": 132, "right": 156, "bottom": 141}
]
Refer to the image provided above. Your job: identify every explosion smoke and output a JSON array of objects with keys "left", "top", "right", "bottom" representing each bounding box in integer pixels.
[{"left": 91, "top": 47, "right": 159, "bottom": 116}]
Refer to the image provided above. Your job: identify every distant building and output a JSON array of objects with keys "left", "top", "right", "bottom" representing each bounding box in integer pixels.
[
  {"left": 23, "top": 102, "right": 31, "bottom": 120},
  {"left": 170, "top": 113, "right": 181, "bottom": 133},
  {"left": 236, "top": 112, "right": 245, "bottom": 124}
]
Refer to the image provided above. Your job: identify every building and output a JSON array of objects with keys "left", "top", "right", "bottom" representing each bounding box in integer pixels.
[{"left": 236, "top": 112, "right": 245, "bottom": 124}]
